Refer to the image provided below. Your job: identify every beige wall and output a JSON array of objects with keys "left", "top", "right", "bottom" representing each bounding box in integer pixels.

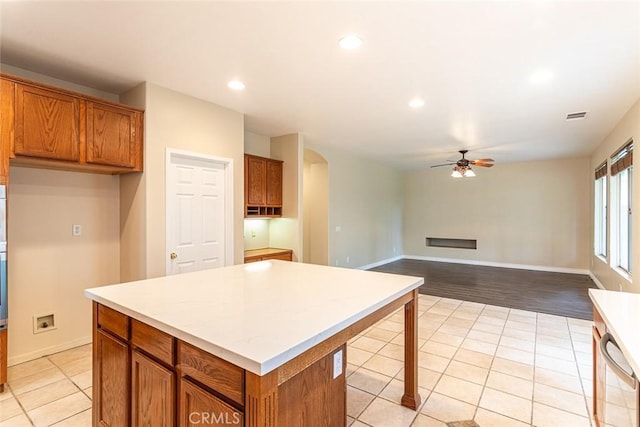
[
  {"left": 403, "top": 157, "right": 591, "bottom": 272},
  {"left": 0, "top": 63, "right": 118, "bottom": 101},
  {"left": 1, "top": 66, "right": 122, "bottom": 364},
  {"left": 590, "top": 98, "right": 640, "bottom": 292},
  {"left": 244, "top": 131, "right": 271, "bottom": 158},
  {"left": 269, "top": 134, "right": 303, "bottom": 260},
  {"left": 121, "top": 82, "right": 245, "bottom": 280},
  {"left": 305, "top": 145, "right": 404, "bottom": 269},
  {"left": 8, "top": 167, "right": 120, "bottom": 364}
]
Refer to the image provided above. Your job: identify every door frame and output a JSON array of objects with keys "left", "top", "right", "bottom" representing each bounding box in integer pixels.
[{"left": 165, "top": 148, "right": 234, "bottom": 275}]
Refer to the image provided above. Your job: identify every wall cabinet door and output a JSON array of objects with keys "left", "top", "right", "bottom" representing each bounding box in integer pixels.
[
  {"left": 94, "top": 330, "right": 130, "bottom": 427},
  {"left": 87, "top": 102, "right": 140, "bottom": 168},
  {"left": 265, "top": 159, "right": 282, "bottom": 206},
  {"left": 178, "top": 377, "right": 243, "bottom": 427},
  {"left": 245, "top": 155, "right": 266, "bottom": 206},
  {"left": 131, "top": 349, "right": 175, "bottom": 427},
  {"left": 15, "top": 84, "right": 80, "bottom": 161}
]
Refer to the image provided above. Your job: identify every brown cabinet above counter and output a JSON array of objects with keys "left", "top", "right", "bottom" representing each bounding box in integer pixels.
[
  {"left": 244, "top": 153, "right": 282, "bottom": 217},
  {"left": 1, "top": 73, "right": 143, "bottom": 175}
]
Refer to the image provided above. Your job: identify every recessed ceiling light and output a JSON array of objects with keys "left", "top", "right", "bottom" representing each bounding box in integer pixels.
[
  {"left": 227, "top": 80, "right": 245, "bottom": 90},
  {"left": 529, "top": 68, "right": 553, "bottom": 85},
  {"left": 339, "top": 35, "right": 362, "bottom": 50},
  {"left": 409, "top": 98, "right": 425, "bottom": 109}
]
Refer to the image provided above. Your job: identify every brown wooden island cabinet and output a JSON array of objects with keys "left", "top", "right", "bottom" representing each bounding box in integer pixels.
[
  {"left": 87, "top": 261, "right": 423, "bottom": 427},
  {"left": 94, "top": 303, "right": 348, "bottom": 426}
]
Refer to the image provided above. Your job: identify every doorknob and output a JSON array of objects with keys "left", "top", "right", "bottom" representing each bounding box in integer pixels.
[{"left": 170, "top": 252, "right": 178, "bottom": 260}]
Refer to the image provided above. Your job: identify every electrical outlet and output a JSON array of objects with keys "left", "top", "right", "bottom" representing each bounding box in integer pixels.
[
  {"left": 335, "top": 259, "right": 340, "bottom": 266},
  {"left": 346, "top": 256, "right": 350, "bottom": 264},
  {"left": 333, "top": 349, "right": 343, "bottom": 378},
  {"left": 72, "top": 224, "right": 81, "bottom": 236}
]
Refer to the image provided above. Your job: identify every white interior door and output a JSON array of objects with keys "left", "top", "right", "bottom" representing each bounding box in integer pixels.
[{"left": 166, "top": 150, "right": 232, "bottom": 275}]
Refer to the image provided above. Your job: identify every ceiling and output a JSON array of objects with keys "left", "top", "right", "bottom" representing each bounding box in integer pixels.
[{"left": 1, "top": 1, "right": 639, "bottom": 169}]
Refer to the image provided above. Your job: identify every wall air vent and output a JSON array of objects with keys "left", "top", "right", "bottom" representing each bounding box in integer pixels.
[{"left": 566, "top": 111, "right": 588, "bottom": 121}]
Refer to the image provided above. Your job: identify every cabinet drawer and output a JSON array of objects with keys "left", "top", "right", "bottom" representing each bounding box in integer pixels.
[
  {"left": 593, "top": 306, "right": 606, "bottom": 337},
  {"left": 97, "top": 304, "right": 129, "bottom": 340},
  {"left": 178, "top": 378, "right": 243, "bottom": 427},
  {"left": 131, "top": 319, "right": 175, "bottom": 366},
  {"left": 177, "top": 341, "right": 244, "bottom": 406}
]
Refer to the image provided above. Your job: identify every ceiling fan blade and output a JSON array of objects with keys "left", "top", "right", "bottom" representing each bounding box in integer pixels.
[
  {"left": 473, "top": 158, "right": 494, "bottom": 162},
  {"left": 430, "top": 162, "right": 455, "bottom": 168},
  {"left": 472, "top": 162, "right": 494, "bottom": 167}
]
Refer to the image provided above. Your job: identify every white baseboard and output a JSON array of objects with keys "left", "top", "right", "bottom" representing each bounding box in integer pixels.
[
  {"left": 357, "top": 255, "right": 404, "bottom": 271},
  {"left": 402, "top": 255, "right": 590, "bottom": 275},
  {"left": 589, "top": 272, "right": 606, "bottom": 290},
  {"left": 8, "top": 336, "right": 92, "bottom": 367}
]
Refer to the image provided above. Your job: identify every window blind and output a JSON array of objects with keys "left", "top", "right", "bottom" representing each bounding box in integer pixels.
[
  {"left": 594, "top": 161, "right": 607, "bottom": 180},
  {"left": 611, "top": 140, "right": 633, "bottom": 176}
]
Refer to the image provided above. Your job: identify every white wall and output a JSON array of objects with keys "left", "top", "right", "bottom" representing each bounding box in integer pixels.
[
  {"left": 304, "top": 145, "right": 404, "bottom": 269},
  {"left": 121, "top": 82, "right": 245, "bottom": 280},
  {"left": 8, "top": 167, "right": 120, "bottom": 365},
  {"left": 590, "top": 97, "right": 640, "bottom": 292},
  {"left": 403, "top": 157, "right": 591, "bottom": 272}
]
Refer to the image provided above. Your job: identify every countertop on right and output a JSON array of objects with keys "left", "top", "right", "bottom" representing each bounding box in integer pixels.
[{"left": 589, "top": 288, "right": 640, "bottom": 376}]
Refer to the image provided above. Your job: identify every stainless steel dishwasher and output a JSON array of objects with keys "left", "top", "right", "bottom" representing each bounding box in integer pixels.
[{"left": 599, "top": 332, "right": 639, "bottom": 427}]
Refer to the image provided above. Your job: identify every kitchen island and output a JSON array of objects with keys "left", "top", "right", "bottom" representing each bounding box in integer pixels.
[{"left": 85, "top": 260, "right": 423, "bottom": 426}]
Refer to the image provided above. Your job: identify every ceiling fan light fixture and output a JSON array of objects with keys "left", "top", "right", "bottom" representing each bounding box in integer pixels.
[
  {"left": 451, "top": 167, "right": 463, "bottom": 178},
  {"left": 464, "top": 167, "right": 476, "bottom": 177}
]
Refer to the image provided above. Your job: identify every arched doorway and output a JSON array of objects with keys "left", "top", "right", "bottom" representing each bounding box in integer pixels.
[{"left": 303, "top": 149, "right": 328, "bottom": 265}]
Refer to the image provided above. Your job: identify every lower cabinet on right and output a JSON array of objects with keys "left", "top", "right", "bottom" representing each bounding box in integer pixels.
[
  {"left": 131, "top": 349, "right": 175, "bottom": 427},
  {"left": 178, "top": 378, "right": 244, "bottom": 427}
]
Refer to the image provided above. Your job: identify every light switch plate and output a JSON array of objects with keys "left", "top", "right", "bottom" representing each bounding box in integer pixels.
[
  {"left": 333, "top": 349, "right": 343, "bottom": 379},
  {"left": 72, "top": 224, "right": 81, "bottom": 236}
]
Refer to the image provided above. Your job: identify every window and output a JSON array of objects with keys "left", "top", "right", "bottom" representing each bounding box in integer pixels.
[
  {"left": 594, "top": 162, "right": 607, "bottom": 257},
  {"left": 610, "top": 141, "right": 633, "bottom": 274}
]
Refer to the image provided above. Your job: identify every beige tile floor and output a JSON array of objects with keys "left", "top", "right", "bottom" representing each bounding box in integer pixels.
[{"left": 0, "top": 295, "right": 597, "bottom": 426}]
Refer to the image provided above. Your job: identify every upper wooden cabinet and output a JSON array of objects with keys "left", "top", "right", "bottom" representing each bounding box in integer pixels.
[
  {"left": 1, "top": 73, "right": 143, "bottom": 174},
  {"left": 244, "top": 154, "right": 283, "bottom": 217},
  {"left": 15, "top": 83, "right": 81, "bottom": 162}
]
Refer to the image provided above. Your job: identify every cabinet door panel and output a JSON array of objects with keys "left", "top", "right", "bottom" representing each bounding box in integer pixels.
[
  {"left": 131, "top": 350, "right": 175, "bottom": 427},
  {"left": 265, "top": 160, "right": 282, "bottom": 206},
  {"left": 178, "top": 378, "right": 243, "bottom": 427},
  {"left": 87, "top": 102, "right": 136, "bottom": 168},
  {"left": 245, "top": 155, "right": 266, "bottom": 205},
  {"left": 15, "top": 84, "right": 80, "bottom": 161},
  {"left": 94, "top": 330, "right": 129, "bottom": 427}
]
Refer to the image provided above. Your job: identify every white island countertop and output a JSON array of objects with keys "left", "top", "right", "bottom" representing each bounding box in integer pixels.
[
  {"left": 589, "top": 288, "right": 640, "bottom": 376},
  {"left": 85, "top": 260, "right": 423, "bottom": 376}
]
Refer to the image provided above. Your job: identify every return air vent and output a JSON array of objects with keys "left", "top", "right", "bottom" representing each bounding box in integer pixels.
[{"left": 566, "top": 111, "right": 588, "bottom": 121}]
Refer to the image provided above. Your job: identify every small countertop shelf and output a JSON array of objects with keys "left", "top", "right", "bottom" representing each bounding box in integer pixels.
[
  {"left": 244, "top": 247, "right": 291, "bottom": 258},
  {"left": 85, "top": 261, "right": 423, "bottom": 376},
  {"left": 589, "top": 288, "right": 640, "bottom": 376}
]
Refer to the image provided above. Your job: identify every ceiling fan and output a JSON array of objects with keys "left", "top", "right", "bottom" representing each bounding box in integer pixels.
[{"left": 431, "top": 150, "right": 494, "bottom": 178}]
